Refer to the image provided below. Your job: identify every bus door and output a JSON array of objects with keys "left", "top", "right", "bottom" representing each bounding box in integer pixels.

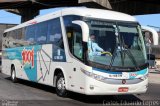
[{"left": 66, "top": 23, "right": 84, "bottom": 90}]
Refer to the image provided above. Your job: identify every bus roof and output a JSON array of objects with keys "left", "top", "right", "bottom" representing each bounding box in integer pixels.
[
  {"left": 4, "top": 8, "right": 137, "bottom": 33},
  {"left": 62, "top": 8, "right": 136, "bottom": 21}
]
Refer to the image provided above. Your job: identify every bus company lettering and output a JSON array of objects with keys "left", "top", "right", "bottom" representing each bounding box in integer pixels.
[
  {"left": 22, "top": 48, "right": 34, "bottom": 68},
  {"left": 130, "top": 73, "right": 137, "bottom": 77}
]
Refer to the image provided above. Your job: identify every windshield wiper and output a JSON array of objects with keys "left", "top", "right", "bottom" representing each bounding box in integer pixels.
[
  {"left": 109, "top": 34, "right": 120, "bottom": 70},
  {"left": 121, "top": 36, "right": 140, "bottom": 70},
  {"left": 109, "top": 44, "right": 118, "bottom": 70}
]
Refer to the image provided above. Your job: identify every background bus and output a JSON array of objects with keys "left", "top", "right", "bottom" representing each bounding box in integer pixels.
[
  {"left": 142, "top": 26, "right": 160, "bottom": 68},
  {"left": 2, "top": 8, "right": 148, "bottom": 97}
]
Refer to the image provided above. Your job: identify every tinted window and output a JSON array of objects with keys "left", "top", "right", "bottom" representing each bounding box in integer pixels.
[
  {"left": 3, "top": 28, "right": 26, "bottom": 48},
  {"left": 36, "top": 22, "right": 48, "bottom": 44},
  {"left": 48, "top": 18, "right": 62, "bottom": 45},
  {"left": 47, "top": 18, "right": 66, "bottom": 62},
  {"left": 72, "top": 25, "right": 83, "bottom": 60},
  {"left": 16, "top": 29, "right": 23, "bottom": 40},
  {"left": 25, "top": 25, "right": 36, "bottom": 44}
]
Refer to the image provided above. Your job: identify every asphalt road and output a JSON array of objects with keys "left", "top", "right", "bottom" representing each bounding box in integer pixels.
[{"left": 0, "top": 73, "right": 160, "bottom": 106}]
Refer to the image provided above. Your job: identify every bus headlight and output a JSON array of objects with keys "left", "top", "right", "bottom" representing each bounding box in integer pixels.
[
  {"left": 93, "top": 74, "right": 105, "bottom": 81},
  {"left": 81, "top": 68, "right": 105, "bottom": 81}
]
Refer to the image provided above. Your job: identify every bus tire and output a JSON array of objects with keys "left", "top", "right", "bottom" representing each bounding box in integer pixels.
[
  {"left": 11, "top": 66, "right": 17, "bottom": 83},
  {"left": 55, "top": 73, "right": 67, "bottom": 97}
]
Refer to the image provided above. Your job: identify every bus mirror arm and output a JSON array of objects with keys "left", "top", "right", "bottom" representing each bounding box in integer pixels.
[{"left": 72, "top": 20, "right": 89, "bottom": 42}]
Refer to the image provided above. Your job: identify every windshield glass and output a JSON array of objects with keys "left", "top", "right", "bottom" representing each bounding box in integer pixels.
[{"left": 86, "top": 19, "right": 147, "bottom": 68}]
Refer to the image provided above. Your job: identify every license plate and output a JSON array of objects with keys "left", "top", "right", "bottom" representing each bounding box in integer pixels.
[
  {"left": 118, "top": 87, "right": 128, "bottom": 92},
  {"left": 109, "top": 74, "right": 122, "bottom": 78}
]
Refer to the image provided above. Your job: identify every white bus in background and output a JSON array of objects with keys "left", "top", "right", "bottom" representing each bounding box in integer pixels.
[
  {"left": 142, "top": 26, "right": 159, "bottom": 46},
  {"left": 2, "top": 8, "right": 148, "bottom": 97},
  {"left": 142, "top": 26, "right": 160, "bottom": 68}
]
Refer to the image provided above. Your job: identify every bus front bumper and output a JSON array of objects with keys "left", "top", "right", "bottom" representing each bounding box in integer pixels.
[{"left": 84, "top": 77, "right": 148, "bottom": 95}]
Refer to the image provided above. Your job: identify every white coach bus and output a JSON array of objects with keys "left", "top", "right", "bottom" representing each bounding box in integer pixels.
[
  {"left": 142, "top": 26, "right": 159, "bottom": 46},
  {"left": 2, "top": 8, "right": 148, "bottom": 97}
]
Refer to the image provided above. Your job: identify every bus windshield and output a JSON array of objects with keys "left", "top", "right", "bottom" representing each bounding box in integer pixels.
[{"left": 86, "top": 19, "right": 147, "bottom": 68}]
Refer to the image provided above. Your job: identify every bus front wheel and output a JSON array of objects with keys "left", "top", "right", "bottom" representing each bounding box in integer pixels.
[
  {"left": 56, "top": 73, "right": 67, "bottom": 97},
  {"left": 11, "top": 66, "right": 17, "bottom": 83}
]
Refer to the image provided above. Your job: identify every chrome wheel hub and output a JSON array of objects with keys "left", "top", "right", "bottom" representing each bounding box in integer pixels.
[{"left": 57, "top": 78, "right": 65, "bottom": 90}]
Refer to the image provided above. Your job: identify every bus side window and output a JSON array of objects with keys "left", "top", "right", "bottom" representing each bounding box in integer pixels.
[
  {"left": 36, "top": 22, "right": 48, "bottom": 44},
  {"left": 5, "top": 31, "right": 17, "bottom": 48},
  {"left": 14, "top": 28, "right": 25, "bottom": 47},
  {"left": 47, "top": 18, "right": 63, "bottom": 48},
  {"left": 66, "top": 25, "right": 83, "bottom": 60},
  {"left": 25, "top": 25, "right": 36, "bottom": 45},
  {"left": 72, "top": 25, "right": 83, "bottom": 60}
]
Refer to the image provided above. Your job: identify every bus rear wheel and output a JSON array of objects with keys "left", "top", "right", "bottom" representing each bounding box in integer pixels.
[
  {"left": 11, "top": 66, "right": 17, "bottom": 83},
  {"left": 56, "top": 73, "right": 67, "bottom": 97}
]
